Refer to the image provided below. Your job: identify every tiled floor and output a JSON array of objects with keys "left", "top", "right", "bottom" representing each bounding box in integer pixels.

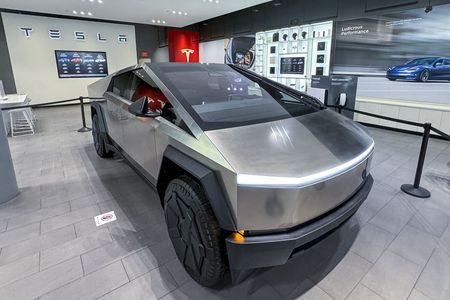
[{"left": 1, "top": 105, "right": 450, "bottom": 300}]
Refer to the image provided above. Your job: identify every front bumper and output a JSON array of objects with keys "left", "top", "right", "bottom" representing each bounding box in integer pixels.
[
  {"left": 386, "top": 71, "right": 419, "bottom": 80},
  {"left": 225, "top": 175, "right": 373, "bottom": 270}
]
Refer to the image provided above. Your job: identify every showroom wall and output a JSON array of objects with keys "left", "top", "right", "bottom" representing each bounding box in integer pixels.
[
  {"left": 1, "top": 12, "right": 137, "bottom": 104},
  {"left": 192, "top": 0, "right": 450, "bottom": 41}
]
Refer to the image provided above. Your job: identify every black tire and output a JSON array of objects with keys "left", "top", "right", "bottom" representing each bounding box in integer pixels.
[
  {"left": 92, "top": 114, "right": 113, "bottom": 158},
  {"left": 164, "top": 176, "right": 227, "bottom": 287},
  {"left": 388, "top": 78, "right": 396, "bottom": 81},
  {"left": 419, "top": 69, "right": 430, "bottom": 82}
]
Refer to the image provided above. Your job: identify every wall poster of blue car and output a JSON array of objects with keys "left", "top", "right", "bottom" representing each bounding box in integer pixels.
[
  {"left": 334, "top": 4, "right": 450, "bottom": 104},
  {"left": 55, "top": 51, "right": 108, "bottom": 78}
]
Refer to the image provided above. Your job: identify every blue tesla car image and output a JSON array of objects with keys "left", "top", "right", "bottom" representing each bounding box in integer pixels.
[{"left": 386, "top": 57, "right": 450, "bottom": 82}]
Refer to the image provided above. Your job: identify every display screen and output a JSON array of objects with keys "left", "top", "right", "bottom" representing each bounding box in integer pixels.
[
  {"left": 334, "top": 3, "right": 450, "bottom": 105},
  {"left": 55, "top": 50, "right": 108, "bottom": 78},
  {"left": 280, "top": 57, "right": 305, "bottom": 74}
]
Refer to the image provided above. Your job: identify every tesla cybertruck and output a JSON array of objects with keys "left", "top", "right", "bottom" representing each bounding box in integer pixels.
[{"left": 88, "top": 63, "right": 374, "bottom": 286}]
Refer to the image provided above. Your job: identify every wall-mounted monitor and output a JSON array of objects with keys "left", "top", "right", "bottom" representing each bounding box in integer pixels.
[
  {"left": 55, "top": 50, "right": 108, "bottom": 78},
  {"left": 280, "top": 56, "right": 305, "bottom": 75}
]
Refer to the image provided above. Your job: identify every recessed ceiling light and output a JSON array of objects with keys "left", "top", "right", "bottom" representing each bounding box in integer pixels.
[
  {"left": 98, "top": 0, "right": 103, "bottom": 3},
  {"left": 215, "top": 0, "right": 219, "bottom": 3},
  {"left": 88, "top": 12, "right": 92, "bottom": 16},
  {"left": 157, "top": 20, "right": 161, "bottom": 23},
  {"left": 80, "top": 11, "right": 85, "bottom": 15},
  {"left": 162, "top": 21, "right": 166, "bottom": 24},
  {"left": 172, "top": 10, "right": 176, "bottom": 14},
  {"left": 184, "top": 12, "right": 188, "bottom": 15},
  {"left": 152, "top": 19, "right": 156, "bottom": 23},
  {"left": 178, "top": 11, "right": 182, "bottom": 15},
  {"left": 73, "top": 10, "right": 77, "bottom": 14},
  {"left": 89, "top": 0, "right": 94, "bottom": 2}
]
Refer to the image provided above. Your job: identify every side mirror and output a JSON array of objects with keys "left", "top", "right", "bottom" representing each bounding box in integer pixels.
[
  {"left": 128, "top": 96, "right": 148, "bottom": 116},
  {"left": 128, "top": 96, "right": 161, "bottom": 118}
]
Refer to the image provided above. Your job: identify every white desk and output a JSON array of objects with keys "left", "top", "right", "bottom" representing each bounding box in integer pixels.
[{"left": 0, "top": 94, "right": 29, "bottom": 134}]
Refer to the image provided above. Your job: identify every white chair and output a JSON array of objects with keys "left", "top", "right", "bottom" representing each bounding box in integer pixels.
[{"left": 9, "top": 107, "right": 35, "bottom": 137}]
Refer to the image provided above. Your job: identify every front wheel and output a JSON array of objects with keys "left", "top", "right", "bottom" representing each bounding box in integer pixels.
[
  {"left": 164, "top": 176, "right": 227, "bottom": 287},
  {"left": 92, "top": 114, "right": 113, "bottom": 158},
  {"left": 418, "top": 70, "right": 430, "bottom": 82},
  {"left": 388, "top": 78, "right": 396, "bottom": 81}
]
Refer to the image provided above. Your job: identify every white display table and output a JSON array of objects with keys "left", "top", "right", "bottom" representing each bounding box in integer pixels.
[{"left": 0, "top": 94, "right": 29, "bottom": 134}]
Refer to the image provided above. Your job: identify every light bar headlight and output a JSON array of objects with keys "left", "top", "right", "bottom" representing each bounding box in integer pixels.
[{"left": 237, "top": 142, "right": 374, "bottom": 188}]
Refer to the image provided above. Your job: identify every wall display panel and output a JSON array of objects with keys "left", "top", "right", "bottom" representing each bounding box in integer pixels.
[
  {"left": 1, "top": 13, "right": 136, "bottom": 104},
  {"left": 55, "top": 50, "right": 108, "bottom": 78},
  {"left": 334, "top": 4, "right": 450, "bottom": 106},
  {"left": 255, "top": 21, "right": 333, "bottom": 92}
]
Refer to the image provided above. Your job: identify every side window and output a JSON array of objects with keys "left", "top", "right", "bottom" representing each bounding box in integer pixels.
[
  {"left": 111, "top": 72, "right": 132, "bottom": 100},
  {"left": 444, "top": 59, "right": 450, "bottom": 65},
  {"left": 435, "top": 59, "right": 444, "bottom": 66}
]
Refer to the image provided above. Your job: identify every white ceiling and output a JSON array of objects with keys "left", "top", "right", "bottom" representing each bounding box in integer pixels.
[{"left": 0, "top": 0, "right": 271, "bottom": 27}]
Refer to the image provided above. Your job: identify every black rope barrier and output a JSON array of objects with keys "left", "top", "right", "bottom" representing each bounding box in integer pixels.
[
  {"left": 1, "top": 96, "right": 105, "bottom": 133},
  {"left": 327, "top": 104, "right": 425, "bottom": 128},
  {"left": 329, "top": 104, "right": 450, "bottom": 199}
]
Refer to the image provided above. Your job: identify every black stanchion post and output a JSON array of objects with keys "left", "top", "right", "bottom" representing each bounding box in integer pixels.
[
  {"left": 338, "top": 105, "right": 342, "bottom": 114},
  {"left": 77, "top": 96, "right": 92, "bottom": 133},
  {"left": 400, "top": 122, "right": 431, "bottom": 198}
]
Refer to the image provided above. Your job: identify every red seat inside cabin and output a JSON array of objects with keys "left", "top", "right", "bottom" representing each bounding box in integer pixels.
[{"left": 132, "top": 82, "right": 168, "bottom": 112}]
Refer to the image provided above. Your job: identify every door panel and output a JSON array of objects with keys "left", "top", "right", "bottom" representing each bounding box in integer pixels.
[
  {"left": 104, "top": 92, "right": 127, "bottom": 148},
  {"left": 119, "top": 69, "right": 162, "bottom": 181}
]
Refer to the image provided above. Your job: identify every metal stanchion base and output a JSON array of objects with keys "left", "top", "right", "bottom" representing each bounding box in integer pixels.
[
  {"left": 401, "top": 184, "right": 431, "bottom": 198},
  {"left": 77, "top": 127, "right": 92, "bottom": 133}
]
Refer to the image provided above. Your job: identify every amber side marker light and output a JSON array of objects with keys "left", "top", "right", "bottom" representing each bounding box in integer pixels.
[{"left": 231, "top": 230, "right": 245, "bottom": 244}]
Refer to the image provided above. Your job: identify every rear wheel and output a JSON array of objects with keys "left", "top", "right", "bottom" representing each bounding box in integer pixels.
[
  {"left": 92, "top": 114, "right": 113, "bottom": 158},
  {"left": 164, "top": 176, "right": 227, "bottom": 287},
  {"left": 419, "top": 70, "right": 430, "bottom": 82},
  {"left": 388, "top": 78, "right": 396, "bottom": 81}
]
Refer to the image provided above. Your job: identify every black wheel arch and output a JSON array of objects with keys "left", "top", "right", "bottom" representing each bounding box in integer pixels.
[
  {"left": 157, "top": 146, "right": 237, "bottom": 231},
  {"left": 91, "top": 101, "right": 109, "bottom": 134}
]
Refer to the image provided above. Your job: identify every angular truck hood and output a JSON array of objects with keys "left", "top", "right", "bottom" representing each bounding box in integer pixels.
[{"left": 205, "top": 109, "right": 374, "bottom": 186}]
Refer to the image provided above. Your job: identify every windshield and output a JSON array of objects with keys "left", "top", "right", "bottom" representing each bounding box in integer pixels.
[
  {"left": 405, "top": 58, "right": 436, "bottom": 66},
  {"left": 149, "top": 63, "right": 319, "bottom": 131}
]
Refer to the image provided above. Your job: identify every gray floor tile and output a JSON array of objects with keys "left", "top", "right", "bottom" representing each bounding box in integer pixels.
[
  {"left": 281, "top": 279, "right": 331, "bottom": 300},
  {"left": 350, "top": 223, "right": 396, "bottom": 263},
  {"left": 0, "top": 225, "right": 75, "bottom": 266},
  {"left": 408, "top": 288, "right": 432, "bottom": 300},
  {"left": 415, "top": 248, "right": 450, "bottom": 300},
  {"left": 0, "top": 220, "right": 6, "bottom": 233},
  {"left": 362, "top": 250, "right": 422, "bottom": 299},
  {"left": 388, "top": 225, "right": 437, "bottom": 267},
  {"left": 369, "top": 194, "right": 414, "bottom": 235},
  {"left": 6, "top": 202, "right": 70, "bottom": 231},
  {"left": 0, "top": 253, "right": 39, "bottom": 288},
  {"left": 40, "top": 261, "right": 129, "bottom": 300},
  {"left": 40, "top": 227, "right": 112, "bottom": 270},
  {"left": 74, "top": 218, "right": 99, "bottom": 237},
  {"left": 0, "top": 256, "right": 83, "bottom": 300},
  {"left": 407, "top": 197, "right": 450, "bottom": 237},
  {"left": 97, "top": 266, "right": 177, "bottom": 300},
  {"left": 122, "top": 246, "right": 161, "bottom": 281},
  {"left": 160, "top": 280, "right": 222, "bottom": 300},
  {"left": 315, "top": 251, "right": 372, "bottom": 299},
  {"left": 263, "top": 248, "right": 327, "bottom": 297},
  {"left": 0, "top": 222, "right": 41, "bottom": 249},
  {"left": 165, "top": 259, "right": 191, "bottom": 287},
  {"left": 40, "top": 205, "right": 100, "bottom": 233},
  {"left": 346, "top": 284, "right": 383, "bottom": 300}
]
